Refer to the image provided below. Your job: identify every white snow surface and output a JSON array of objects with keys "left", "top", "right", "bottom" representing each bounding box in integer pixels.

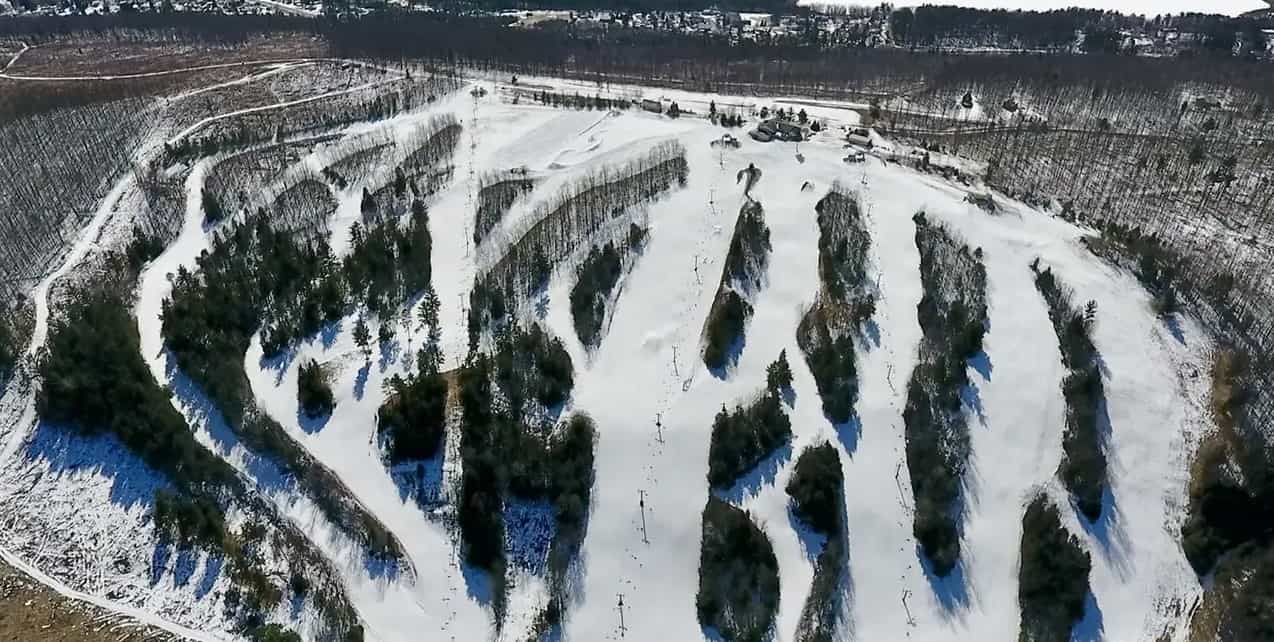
[{"left": 1, "top": 75, "right": 1224, "bottom": 642}]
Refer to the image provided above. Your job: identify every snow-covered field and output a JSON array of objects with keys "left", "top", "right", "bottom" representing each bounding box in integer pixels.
[{"left": 0, "top": 73, "right": 1223, "bottom": 642}]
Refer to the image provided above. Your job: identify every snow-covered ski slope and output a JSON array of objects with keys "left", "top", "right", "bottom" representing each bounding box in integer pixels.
[{"left": 3, "top": 76, "right": 1219, "bottom": 642}]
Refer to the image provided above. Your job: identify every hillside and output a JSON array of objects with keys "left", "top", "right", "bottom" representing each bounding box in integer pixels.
[{"left": 0, "top": 52, "right": 1257, "bottom": 642}]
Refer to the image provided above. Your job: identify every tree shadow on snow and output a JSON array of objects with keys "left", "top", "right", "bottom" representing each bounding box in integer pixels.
[
  {"left": 1077, "top": 483, "right": 1133, "bottom": 582},
  {"left": 364, "top": 552, "right": 404, "bottom": 582},
  {"left": 163, "top": 350, "right": 291, "bottom": 494},
  {"left": 534, "top": 293, "right": 551, "bottom": 321},
  {"left": 968, "top": 350, "right": 993, "bottom": 381},
  {"left": 150, "top": 543, "right": 172, "bottom": 587},
  {"left": 195, "top": 553, "right": 224, "bottom": 599},
  {"left": 297, "top": 406, "right": 332, "bottom": 435},
  {"left": 26, "top": 420, "right": 170, "bottom": 510},
  {"left": 859, "top": 319, "right": 882, "bottom": 352},
  {"left": 920, "top": 551, "right": 972, "bottom": 620},
  {"left": 701, "top": 624, "right": 777, "bottom": 642},
  {"left": 1162, "top": 313, "right": 1187, "bottom": 346},
  {"left": 832, "top": 413, "right": 861, "bottom": 458},
  {"left": 378, "top": 338, "right": 401, "bottom": 374},
  {"left": 258, "top": 343, "right": 299, "bottom": 387},
  {"left": 707, "top": 330, "right": 748, "bottom": 381},
  {"left": 461, "top": 561, "right": 496, "bottom": 607},
  {"left": 787, "top": 505, "right": 829, "bottom": 563},
  {"left": 504, "top": 499, "right": 556, "bottom": 575},
  {"left": 1070, "top": 592, "right": 1105, "bottom": 642},
  {"left": 960, "top": 380, "right": 987, "bottom": 427},
  {"left": 354, "top": 361, "right": 371, "bottom": 401},
  {"left": 389, "top": 454, "right": 446, "bottom": 512},
  {"left": 713, "top": 442, "right": 792, "bottom": 504},
  {"left": 1076, "top": 396, "right": 1132, "bottom": 579},
  {"left": 320, "top": 319, "right": 344, "bottom": 350}
]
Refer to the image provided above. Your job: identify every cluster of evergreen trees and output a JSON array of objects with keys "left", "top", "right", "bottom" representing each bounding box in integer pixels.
[
  {"left": 39, "top": 289, "right": 241, "bottom": 500},
  {"left": 1032, "top": 262, "right": 1107, "bottom": 522},
  {"left": 787, "top": 442, "right": 849, "bottom": 642},
  {"left": 454, "top": 324, "right": 591, "bottom": 625},
  {"left": 797, "top": 188, "right": 875, "bottom": 424},
  {"left": 376, "top": 298, "right": 446, "bottom": 465},
  {"left": 570, "top": 241, "right": 624, "bottom": 349},
  {"left": 706, "top": 387, "right": 791, "bottom": 490},
  {"left": 696, "top": 496, "right": 780, "bottom": 642},
  {"left": 703, "top": 200, "right": 770, "bottom": 371},
  {"left": 902, "top": 212, "right": 988, "bottom": 577},
  {"left": 297, "top": 359, "right": 335, "bottom": 419},
  {"left": 1017, "top": 494, "right": 1092, "bottom": 642},
  {"left": 162, "top": 209, "right": 404, "bottom": 560},
  {"left": 569, "top": 225, "right": 647, "bottom": 349}
]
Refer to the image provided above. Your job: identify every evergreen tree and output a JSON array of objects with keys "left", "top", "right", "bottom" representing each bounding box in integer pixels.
[
  {"left": 767, "top": 350, "right": 793, "bottom": 392},
  {"left": 354, "top": 314, "right": 371, "bottom": 358}
]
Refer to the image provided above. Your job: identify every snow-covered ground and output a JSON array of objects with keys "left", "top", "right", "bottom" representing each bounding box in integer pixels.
[{"left": 0, "top": 72, "right": 1223, "bottom": 642}]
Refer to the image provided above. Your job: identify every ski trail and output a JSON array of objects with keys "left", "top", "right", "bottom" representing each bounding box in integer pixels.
[
  {"left": 166, "top": 76, "right": 402, "bottom": 147},
  {"left": 0, "top": 172, "right": 132, "bottom": 463},
  {"left": 842, "top": 160, "right": 927, "bottom": 639},
  {"left": 2, "top": 41, "right": 29, "bottom": 73},
  {"left": 565, "top": 130, "right": 733, "bottom": 641}
]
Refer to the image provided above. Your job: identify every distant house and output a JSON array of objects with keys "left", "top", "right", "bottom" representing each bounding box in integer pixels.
[
  {"left": 641, "top": 99, "right": 663, "bottom": 114},
  {"left": 773, "top": 120, "right": 804, "bottom": 142},
  {"left": 749, "top": 119, "right": 803, "bottom": 143}
]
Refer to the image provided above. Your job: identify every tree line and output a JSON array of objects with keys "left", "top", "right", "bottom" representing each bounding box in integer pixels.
[
  {"left": 1031, "top": 262, "right": 1108, "bottom": 523},
  {"left": 903, "top": 212, "right": 988, "bottom": 578},
  {"left": 797, "top": 187, "right": 874, "bottom": 425},
  {"left": 470, "top": 142, "right": 685, "bottom": 349},
  {"left": 703, "top": 199, "right": 770, "bottom": 371}
]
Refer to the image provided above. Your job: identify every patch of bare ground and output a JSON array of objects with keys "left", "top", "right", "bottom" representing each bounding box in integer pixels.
[
  {"left": 0, "top": 559, "right": 185, "bottom": 642},
  {"left": 8, "top": 34, "right": 328, "bottom": 77}
]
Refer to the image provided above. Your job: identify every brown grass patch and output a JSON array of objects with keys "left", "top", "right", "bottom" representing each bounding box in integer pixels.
[
  {"left": 1188, "top": 348, "right": 1249, "bottom": 499},
  {"left": 0, "top": 559, "right": 185, "bottom": 642}
]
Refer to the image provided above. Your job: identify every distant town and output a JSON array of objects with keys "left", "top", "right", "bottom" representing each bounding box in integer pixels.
[{"left": 4, "top": 0, "right": 1274, "bottom": 60}]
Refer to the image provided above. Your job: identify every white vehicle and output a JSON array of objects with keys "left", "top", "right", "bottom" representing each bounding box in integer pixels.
[{"left": 843, "top": 150, "right": 867, "bottom": 164}]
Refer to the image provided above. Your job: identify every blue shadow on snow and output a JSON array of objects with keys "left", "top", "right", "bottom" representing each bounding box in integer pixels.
[
  {"left": 713, "top": 441, "right": 792, "bottom": 504},
  {"left": 1070, "top": 592, "right": 1105, "bottom": 642}
]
